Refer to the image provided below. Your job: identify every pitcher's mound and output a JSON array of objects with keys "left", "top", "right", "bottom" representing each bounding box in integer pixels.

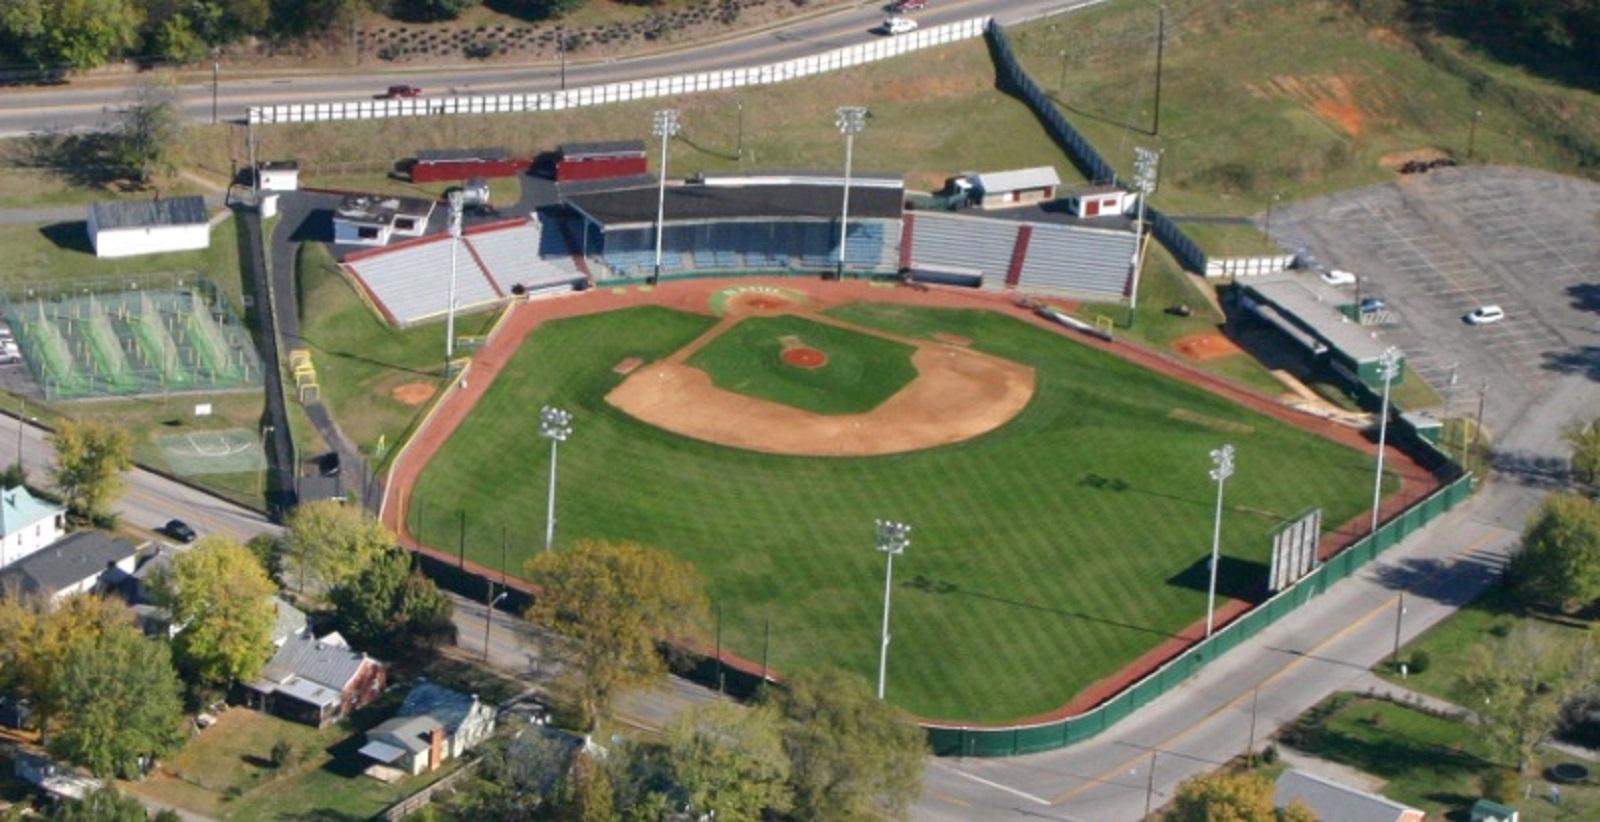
[
  {"left": 781, "top": 347, "right": 828, "bottom": 369},
  {"left": 613, "top": 356, "right": 644, "bottom": 375},
  {"left": 391, "top": 382, "right": 437, "bottom": 406}
]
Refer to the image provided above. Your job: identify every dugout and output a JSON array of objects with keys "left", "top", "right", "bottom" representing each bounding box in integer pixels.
[
  {"left": 562, "top": 173, "right": 905, "bottom": 279},
  {"left": 409, "top": 147, "right": 529, "bottom": 183},
  {"left": 555, "top": 140, "right": 648, "bottom": 182},
  {"left": 1239, "top": 274, "right": 1407, "bottom": 391}
]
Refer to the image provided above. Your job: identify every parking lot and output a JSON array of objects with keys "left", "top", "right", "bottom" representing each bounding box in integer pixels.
[{"left": 1272, "top": 166, "right": 1598, "bottom": 432}]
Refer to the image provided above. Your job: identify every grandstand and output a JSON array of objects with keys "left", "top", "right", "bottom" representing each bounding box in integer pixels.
[
  {"left": 343, "top": 218, "right": 586, "bottom": 326},
  {"left": 905, "top": 210, "right": 1136, "bottom": 299},
  {"left": 562, "top": 174, "right": 905, "bottom": 280}
]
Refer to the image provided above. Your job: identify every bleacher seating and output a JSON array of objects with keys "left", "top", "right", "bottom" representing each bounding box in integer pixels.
[
  {"left": 346, "top": 237, "right": 500, "bottom": 326},
  {"left": 908, "top": 213, "right": 1020, "bottom": 283},
  {"left": 466, "top": 221, "right": 585, "bottom": 294},
  {"left": 1017, "top": 223, "right": 1135, "bottom": 299},
  {"left": 844, "top": 223, "right": 884, "bottom": 267}
]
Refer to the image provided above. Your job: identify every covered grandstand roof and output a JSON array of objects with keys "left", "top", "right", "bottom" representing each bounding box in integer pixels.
[{"left": 565, "top": 177, "right": 905, "bottom": 229}]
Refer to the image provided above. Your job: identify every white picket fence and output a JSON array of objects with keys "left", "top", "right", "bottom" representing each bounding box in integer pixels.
[{"left": 248, "top": 16, "right": 991, "bottom": 125}]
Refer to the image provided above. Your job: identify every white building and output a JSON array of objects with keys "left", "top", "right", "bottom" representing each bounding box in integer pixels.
[
  {"left": 257, "top": 160, "right": 300, "bottom": 192},
  {"left": 0, "top": 485, "right": 65, "bottom": 568},
  {"left": 965, "top": 167, "right": 1062, "bottom": 210},
  {"left": 86, "top": 196, "right": 210, "bottom": 259},
  {"left": 333, "top": 194, "right": 436, "bottom": 247},
  {"left": 1065, "top": 184, "right": 1135, "bottom": 219},
  {"left": 360, "top": 682, "right": 497, "bottom": 777}
]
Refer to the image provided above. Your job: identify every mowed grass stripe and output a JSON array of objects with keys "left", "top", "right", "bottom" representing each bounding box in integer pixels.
[{"left": 414, "top": 304, "right": 1387, "bottom": 722}]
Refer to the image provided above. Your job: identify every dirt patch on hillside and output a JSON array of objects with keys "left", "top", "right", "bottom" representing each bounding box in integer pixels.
[
  {"left": 1259, "top": 74, "right": 1371, "bottom": 137},
  {"left": 391, "top": 382, "right": 437, "bottom": 406},
  {"left": 1171, "top": 332, "right": 1243, "bottom": 362},
  {"left": 1379, "top": 147, "right": 1454, "bottom": 170}
]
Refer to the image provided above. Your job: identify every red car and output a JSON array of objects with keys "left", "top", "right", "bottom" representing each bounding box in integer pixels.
[
  {"left": 383, "top": 84, "right": 423, "bottom": 99},
  {"left": 890, "top": 0, "right": 927, "bottom": 11}
]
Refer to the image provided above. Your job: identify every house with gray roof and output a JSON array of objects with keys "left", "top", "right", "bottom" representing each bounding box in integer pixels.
[
  {"left": 242, "top": 630, "right": 386, "bottom": 727},
  {"left": 359, "top": 681, "right": 496, "bottom": 776},
  {"left": 0, "top": 485, "right": 65, "bottom": 569},
  {"left": 86, "top": 195, "right": 210, "bottom": 258},
  {"left": 0, "top": 531, "right": 140, "bottom": 603},
  {"left": 1275, "top": 769, "right": 1424, "bottom": 822}
]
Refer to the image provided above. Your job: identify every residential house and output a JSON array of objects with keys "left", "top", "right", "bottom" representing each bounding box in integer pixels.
[
  {"left": 359, "top": 681, "right": 496, "bottom": 776},
  {"left": 1275, "top": 769, "right": 1425, "bottom": 822},
  {"left": 123, "top": 543, "right": 306, "bottom": 643},
  {"left": 242, "top": 630, "right": 386, "bottom": 727},
  {"left": 0, "top": 531, "right": 140, "bottom": 604},
  {"left": 86, "top": 196, "right": 210, "bottom": 258},
  {"left": 0, "top": 485, "right": 66, "bottom": 569},
  {"left": 12, "top": 751, "right": 101, "bottom": 802}
]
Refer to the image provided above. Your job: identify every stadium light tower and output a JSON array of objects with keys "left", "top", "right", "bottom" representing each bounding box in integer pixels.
[
  {"left": 444, "top": 189, "right": 465, "bottom": 362},
  {"left": 651, "top": 109, "right": 682, "bottom": 285},
  {"left": 540, "top": 406, "right": 574, "bottom": 552},
  {"left": 1129, "top": 147, "right": 1161, "bottom": 315},
  {"left": 874, "top": 518, "right": 910, "bottom": 700},
  {"left": 1205, "top": 443, "right": 1235, "bottom": 638},
  {"left": 1370, "top": 347, "right": 1403, "bottom": 535},
  {"left": 835, "top": 106, "right": 868, "bottom": 280}
]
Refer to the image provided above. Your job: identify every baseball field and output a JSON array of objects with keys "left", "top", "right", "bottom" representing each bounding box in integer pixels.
[{"left": 406, "top": 282, "right": 1402, "bottom": 723}]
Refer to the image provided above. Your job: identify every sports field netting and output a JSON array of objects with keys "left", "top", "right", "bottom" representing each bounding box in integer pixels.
[
  {"left": 154, "top": 428, "right": 268, "bottom": 476},
  {"left": 2, "top": 276, "right": 261, "bottom": 400}
]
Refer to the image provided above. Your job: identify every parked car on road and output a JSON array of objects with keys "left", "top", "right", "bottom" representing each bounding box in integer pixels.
[
  {"left": 881, "top": 16, "right": 919, "bottom": 35},
  {"left": 889, "top": 0, "right": 928, "bottom": 11},
  {"left": 162, "top": 519, "right": 197, "bottom": 543},
  {"left": 1465, "top": 305, "right": 1506, "bottom": 325},
  {"left": 383, "top": 85, "right": 422, "bottom": 99}
]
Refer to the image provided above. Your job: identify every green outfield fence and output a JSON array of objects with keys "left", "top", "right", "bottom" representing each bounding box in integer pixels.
[{"left": 924, "top": 469, "right": 1473, "bottom": 757}]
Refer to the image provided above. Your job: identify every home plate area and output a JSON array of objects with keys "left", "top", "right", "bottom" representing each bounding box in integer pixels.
[{"left": 154, "top": 428, "right": 267, "bottom": 475}]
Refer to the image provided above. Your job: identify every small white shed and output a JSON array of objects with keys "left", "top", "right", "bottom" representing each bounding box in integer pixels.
[
  {"left": 968, "top": 167, "right": 1062, "bottom": 209},
  {"left": 1065, "top": 185, "right": 1135, "bottom": 219},
  {"left": 87, "top": 196, "right": 210, "bottom": 259},
  {"left": 258, "top": 160, "right": 300, "bottom": 192}
]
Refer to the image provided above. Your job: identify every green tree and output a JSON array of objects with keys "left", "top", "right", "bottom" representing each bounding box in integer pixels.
[
  {"left": 283, "top": 500, "right": 391, "bottom": 596},
  {"left": 0, "top": 594, "right": 132, "bottom": 735},
  {"left": 765, "top": 667, "right": 925, "bottom": 821},
  {"left": 1565, "top": 415, "right": 1600, "bottom": 489},
  {"left": 524, "top": 539, "right": 709, "bottom": 728},
  {"left": 499, "top": 0, "right": 587, "bottom": 20},
  {"left": 46, "top": 784, "right": 150, "bottom": 821},
  {"left": 394, "top": 0, "right": 478, "bottom": 23},
  {"left": 0, "top": 0, "right": 142, "bottom": 70},
  {"left": 1510, "top": 493, "right": 1600, "bottom": 612},
  {"left": 153, "top": 535, "right": 277, "bottom": 686},
  {"left": 111, "top": 77, "right": 181, "bottom": 186},
  {"left": 553, "top": 752, "right": 613, "bottom": 822},
  {"left": 48, "top": 419, "right": 133, "bottom": 520},
  {"left": 48, "top": 623, "right": 186, "bottom": 778},
  {"left": 1169, "top": 771, "right": 1308, "bottom": 821},
  {"left": 150, "top": 12, "right": 207, "bottom": 64},
  {"left": 1461, "top": 625, "right": 1599, "bottom": 773},
  {"left": 329, "top": 546, "right": 452, "bottom": 654},
  {"left": 664, "top": 702, "right": 792, "bottom": 821}
]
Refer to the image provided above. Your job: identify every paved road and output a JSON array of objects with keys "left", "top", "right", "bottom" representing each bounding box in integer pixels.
[
  {"left": 0, "top": 0, "right": 1077, "bottom": 136},
  {"left": 0, "top": 411, "right": 277, "bottom": 543}
]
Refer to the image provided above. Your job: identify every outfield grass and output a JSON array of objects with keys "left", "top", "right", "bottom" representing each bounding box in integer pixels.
[
  {"left": 1008, "top": 0, "right": 1599, "bottom": 215},
  {"left": 685, "top": 315, "right": 917, "bottom": 414},
  {"left": 413, "top": 302, "right": 1395, "bottom": 721},
  {"left": 295, "top": 242, "right": 499, "bottom": 459},
  {"left": 1286, "top": 694, "right": 1600, "bottom": 820}
]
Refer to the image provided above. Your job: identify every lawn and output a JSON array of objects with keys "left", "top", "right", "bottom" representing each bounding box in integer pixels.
[
  {"left": 127, "top": 708, "right": 453, "bottom": 820},
  {"left": 1284, "top": 694, "right": 1600, "bottom": 820},
  {"left": 295, "top": 242, "right": 500, "bottom": 459},
  {"left": 1007, "top": 0, "right": 1599, "bottom": 216},
  {"left": 1177, "top": 221, "right": 1284, "bottom": 258},
  {"left": 685, "top": 315, "right": 918, "bottom": 414},
  {"left": 411, "top": 302, "right": 1395, "bottom": 722}
]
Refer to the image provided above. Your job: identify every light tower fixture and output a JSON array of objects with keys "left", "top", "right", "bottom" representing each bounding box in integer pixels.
[
  {"left": 1129, "top": 147, "right": 1161, "bottom": 315},
  {"left": 834, "top": 106, "right": 868, "bottom": 280},
  {"left": 874, "top": 517, "right": 910, "bottom": 699},
  {"left": 1370, "top": 346, "right": 1403, "bottom": 536},
  {"left": 444, "top": 189, "right": 465, "bottom": 362},
  {"left": 650, "top": 108, "right": 682, "bottom": 285},
  {"left": 540, "top": 406, "right": 574, "bottom": 552},
  {"left": 1205, "top": 443, "right": 1235, "bottom": 638}
]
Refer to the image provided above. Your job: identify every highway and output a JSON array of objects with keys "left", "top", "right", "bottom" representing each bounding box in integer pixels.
[{"left": 0, "top": 0, "right": 1083, "bottom": 137}]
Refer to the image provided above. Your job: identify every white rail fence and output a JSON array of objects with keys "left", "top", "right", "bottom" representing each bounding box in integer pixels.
[{"left": 248, "top": 16, "right": 990, "bottom": 126}]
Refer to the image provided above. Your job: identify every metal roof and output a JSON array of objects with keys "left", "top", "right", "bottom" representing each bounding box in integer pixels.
[
  {"left": 1275, "top": 769, "right": 1420, "bottom": 822},
  {"left": 369, "top": 715, "right": 442, "bottom": 755},
  {"left": 1244, "top": 274, "right": 1394, "bottom": 363},
  {"left": 358, "top": 740, "right": 409, "bottom": 764},
  {"left": 560, "top": 140, "right": 647, "bottom": 159},
  {"left": 0, "top": 484, "right": 62, "bottom": 538},
  {"left": 89, "top": 196, "right": 208, "bottom": 230},
  {"left": 0, "top": 531, "right": 137, "bottom": 595},
  {"left": 416, "top": 147, "right": 509, "bottom": 163},
  {"left": 257, "top": 631, "right": 373, "bottom": 693},
  {"left": 566, "top": 177, "right": 905, "bottom": 229},
  {"left": 973, "top": 166, "right": 1061, "bottom": 194},
  {"left": 399, "top": 682, "right": 479, "bottom": 736}
]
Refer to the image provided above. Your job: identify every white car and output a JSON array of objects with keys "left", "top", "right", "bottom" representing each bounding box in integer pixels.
[
  {"left": 1465, "top": 305, "right": 1505, "bottom": 325},
  {"left": 1319, "top": 269, "right": 1357, "bottom": 287},
  {"left": 882, "top": 16, "right": 919, "bottom": 35}
]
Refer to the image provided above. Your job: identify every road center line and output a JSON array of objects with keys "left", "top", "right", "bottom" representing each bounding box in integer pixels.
[{"left": 931, "top": 761, "right": 1052, "bottom": 806}]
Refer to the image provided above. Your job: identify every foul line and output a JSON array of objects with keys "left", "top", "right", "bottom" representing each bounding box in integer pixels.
[
  {"left": 931, "top": 761, "right": 1052, "bottom": 807},
  {"left": 1050, "top": 528, "right": 1501, "bottom": 805}
]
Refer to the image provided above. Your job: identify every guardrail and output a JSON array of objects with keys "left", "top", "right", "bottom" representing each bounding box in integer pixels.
[{"left": 248, "top": 17, "right": 990, "bottom": 125}]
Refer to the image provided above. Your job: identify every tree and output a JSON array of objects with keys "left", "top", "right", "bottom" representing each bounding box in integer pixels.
[
  {"left": 152, "top": 535, "right": 276, "bottom": 686},
  {"left": 46, "top": 785, "right": 149, "bottom": 822},
  {"left": 0, "top": 594, "right": 132, "bottom": 735},
  {"left": 0, "top": 0, "right": 142, "bottom": 70},
  {"left": 111, "top": 77, "right": 181, "bottom": 186},
  {"left": 282, "top": 500, "right": 391, "bottom": 596},
  {"left": 329, "top": 546, "right": 452, "bottom": 654},
  {"left": 48, "top": 419, "right": 133, "bottom": 521},
  {"left": 149, "top": 12, "right": 207, "bottom": 64},
  {"left": 1566, "top": 415, "right": 1600, "bottom": 489},
  {"left": 553, "top": 752, "right": 613, "bottom": 822},
  {"left": 524, "top": 539, "right": 709, "bottom": 727},
  {"left": 1509, "top": 493, "right": 1600, "bottom": 612},
  {"left": 393, "top": 0, "right": 479, "bottom": 23},
  {"left": 48, "top": 623, "right": 186, "bottom": 778},
  {"left": 765, "top": 667, "right": 925, "bottom": 820},
  {"left": 498, "top": 0, "right": 587, "bottom": 20},
  {"left": 663, "top": 702, "right": 792, "bottom": 821},
  {"left": 1168, "top": 771, "right": 1307, "bottom": 822},
  {"left": 1461, "top": 625, "right": 1600, "bottom": 773}
]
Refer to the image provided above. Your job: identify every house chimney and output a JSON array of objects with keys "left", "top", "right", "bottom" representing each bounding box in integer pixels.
[{"left": 428, "top": 726, "right": 444, "bottom": 771}]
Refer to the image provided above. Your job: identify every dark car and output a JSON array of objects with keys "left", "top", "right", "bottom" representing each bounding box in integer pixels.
[
  {"left": 890, "top": 0, "right": 928, "bottom": 10},
  {"left": 383, "top": 84, "right": 422, "bottom": 99},
  {"left": 163, "top": 519, "right": 197, "bottom": 543},
  {"left": 1359, "top": 296, "right": 1387, "bottom": 313}
]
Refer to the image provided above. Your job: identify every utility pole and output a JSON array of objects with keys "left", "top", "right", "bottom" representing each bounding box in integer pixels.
[
  {"left": 834, "top": 106, "right": 868, "bottom": 281},
  {"left": 212, "top": 61, "right": 220, "bottom": 124},
  {"left": 1466, "top": 109, "right": 1483, "bottom": 160},
  {"left": 1391, "top": 591, "right": 1406, "bottom": 667},
  {"left": 14, "top": 397, "right": 24, "bottom": 473},
  {"left": 1471, "top": 381, "right": 1488, "bottom": 476},
  {"left": 736, "top": 99, "right": 745, "bottom": 162},
  {"left": 1152, "top": 4, "right": 1165, "bottom": 136},
  {"left": 1143, "top": 751, "right": 1158, "bottom": 819},
  {"left": 1058, "top": 49, "right": 1068, "bottom": 93},
  {"left": 558, "top": 29, "right": 567, "bottom": 91},
  {"left": 1247, "top": 685, "right": 1260, "bottom": 767},
  {"left": 761, "top": 617, "right": 771, "bottom": 681}
]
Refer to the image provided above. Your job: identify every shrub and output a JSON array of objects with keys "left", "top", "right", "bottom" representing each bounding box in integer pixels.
[
  {"left": 1481, "top": 767, "right": 1517, "bottom": 803},
  {"left": 1410, "top": 650, "right": 1431, "bottom": 674},
  {"left": 270, "top": 740, "right": 295, "bottom": 769},
  {"left": 1260, "top": 744, "right": 1279, "bottom": 765}
]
